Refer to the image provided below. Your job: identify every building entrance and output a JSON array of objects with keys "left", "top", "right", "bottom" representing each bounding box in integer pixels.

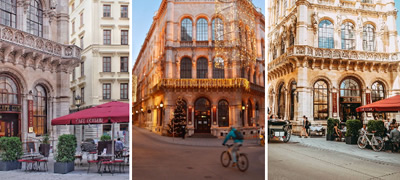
[
  {"left": 194, "top": 98, "right": 211, "bottom": 133},
  {"left": 340, "top": 103, "right": 361, "bottom": 122},
  {"left": 0, "top": 113, "right": 19, "bottom": 137}
]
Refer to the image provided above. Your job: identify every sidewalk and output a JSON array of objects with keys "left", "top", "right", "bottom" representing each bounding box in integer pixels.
[
  {"left": 133, "top": 126, "right": 260, "bottom": 147},
  {"left": 285, "top": 135, "right": 400, "bottom": 166}
]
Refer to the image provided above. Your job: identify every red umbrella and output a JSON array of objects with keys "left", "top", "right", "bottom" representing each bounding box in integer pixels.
[
  {"left": 51, "top": 101, "right": 129, "bottom": 125},
  {"left": 356, "top": 95, "right": 400, "bottom": 112}
]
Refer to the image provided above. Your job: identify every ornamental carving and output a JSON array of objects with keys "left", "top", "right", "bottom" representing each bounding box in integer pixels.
[
  {"left": 36, "top": 39, "right": 44, "bottom": 49},
  {"left": 45, "top": 42, "right": 53, "bottom": 53},
  {"left": 14, "top": 32, "right": 24, "bottom": 44},
  {"left": 54, "top": 45, "right": 61, "bottom": 55},
  {"left": 65, "top": 47, "right": 73, "bottom": 56},
  {"left": 26, "top": 36, "right": 34, "bottom": 47},
  {"left": 2, "top": 28, "right": 13, "bottom": 41}
]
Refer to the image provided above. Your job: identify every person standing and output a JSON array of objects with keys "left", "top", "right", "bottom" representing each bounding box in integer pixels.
[
  {"left": 115, "top": 138, "right": 124, "bottom": 158},
  {"left": 181, "top": 124, "right": 186, "bottom": 139},
  {"left": 305, "top": 117, "right": 310, "bottom": 136},
  {"left": 389, "top": 124, "right": 400, "bottom": 152}
]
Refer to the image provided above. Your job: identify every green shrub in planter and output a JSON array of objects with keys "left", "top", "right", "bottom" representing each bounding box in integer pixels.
[
  {"left": 55, "top": 134, "right": 77, "bottom": 162},
  {"left": 367, "top": 120, "right": 385, "bottom": 137},
  {"left": 100, "top": 134, "right": 111, "bottom": 141},
  {"left": 345, "top": 120, "right": 363, "bottom": 137},
  {"left": 0, "top": 137, "right": 23, "bottom": 171},
  {"left": 0, "top": 137, "right": 23, "bottom": 161}
]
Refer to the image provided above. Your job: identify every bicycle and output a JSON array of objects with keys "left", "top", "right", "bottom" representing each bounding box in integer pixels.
[
  {"left": 357, "top": 130, "right": 384, "bottom": 152},
  {"left": 220, "top": 144, "right": 249, "bottom": 172}
]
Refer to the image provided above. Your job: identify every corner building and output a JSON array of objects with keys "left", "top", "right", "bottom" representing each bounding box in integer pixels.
[
  {"left": 133, "top": 0, "right": 265, "bottom": 138},
  {"left": 267, "top": 0, "right": 400, "bottom": 131},
  {"left": 0, "top": 0, "right": 81, "bottom": 148}
]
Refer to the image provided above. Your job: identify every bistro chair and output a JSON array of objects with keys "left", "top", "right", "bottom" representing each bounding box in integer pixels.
[
  {"left": 112, "top": 159, "right": 125, "bottom": 173},
  {"left": 37, "top": 157, "right": 48, "bottom": 172},
  {"left": 100, "top": 160, "right": 114, "bottom": 176},
  {"left": 87, "top": 151, "right": 99, "bottom": 174}
]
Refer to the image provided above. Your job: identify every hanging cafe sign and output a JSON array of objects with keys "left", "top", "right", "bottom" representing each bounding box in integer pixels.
[
  {"left": 73, "top": 118, "right": 105, "bottom": 124},
  {"left": 0, "top": 105, "right": 21, "bottom": 112}
]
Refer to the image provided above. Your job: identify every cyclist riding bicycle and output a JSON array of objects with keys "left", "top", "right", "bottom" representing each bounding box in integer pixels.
[{"left": 222, "top": 126, "right": 244, "bottom": 167}]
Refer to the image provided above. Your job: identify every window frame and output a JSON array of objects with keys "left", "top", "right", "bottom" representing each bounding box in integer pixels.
[
  {"left": 196, "top": 58, "right": 208, "bottom": 79},
  {"left": 363, "top": 24, "right": 375, "bottom": 51},
  {"left": 121, "top": 30, "right": 128, "bottom": 45},
  {"left": 121, "top": 5, "right": 128, "bottom": 18},
  {"left": 33, "top": 85, "right": 47, "bottom": 136},
  {"left": 196, "top": 18, "right": 208, "bottom": 41},
  {"left": 27, "top": 0, "right": 43, "bottom": 37},
  {"left": 180, "top": 58, "right": 192, "bottom": 79},
  {"left": 120, "top": 57, "right": 128, "bottom": 72},
  {"left": 103, "top": 29, "right": 111, "bottom": 45},
  {"left": 103, "top": 4, "right": 111, "bottom": 17},
  {"left": 313, "top": 80, "right": 329, "bottom": 120},
  {"left": 103, "top": 57, "right": 111, "bottom": 72},
  {"left": 341, "top": 22, "right": 356, "bottom": 50},
  {"left": 318, "top": 20, "right": 334, "bottom": 49},
  {"left": 103, "top": 83, "right": 111, "bottom": 100},
  {"left": 120, "top": 83, "right": 128, "bottom": 99},
  {"left": 181, "top": 18, "right": 193, "bottom": 41}
]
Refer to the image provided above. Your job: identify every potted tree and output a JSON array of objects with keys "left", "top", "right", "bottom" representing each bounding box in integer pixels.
[
  {"left": 326, "top": 118, "right": 339, "bottom": 141},
  {"left": 97, "top": 134, "right": 112, "bottom": 155},
  {"left": 54, "top": 134, "right": 77, "bottom": 174},
  {"left": 39, "top": 134, "right": 50, "bottom": 157},
  {"left": 0, "top": 137, "right": 23, "bottom": 171},
  {"left": 345, "top": 119, "right": 362, "bottom": 144},
  {"left": 367, "top": 120, "right": 385, "bottom": 137}
]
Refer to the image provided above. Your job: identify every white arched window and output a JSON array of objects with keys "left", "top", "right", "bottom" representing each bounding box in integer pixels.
[
  {"left": 363, "top": 24, "right": 375, "bottom": 51},
  {"left": 318, "top": 20, "right": 334, "bottom": 49},
  {"left": 27, "top": 0, "right": 43, "bottom": 37},
  {"left": 341, "top": 22, "right": 356, "bottom": 50},
  {"left": 0, "top": 0, "right": 16, "bottom": 28},
  {"left": 212, "top": 18, "right": 224, "bottom": 41},
  {"left": 181, "top": 18, "right": 192, "bottom": 41},
  {"left": 196, "top": 18, "right": 208, "bottom": 41}
]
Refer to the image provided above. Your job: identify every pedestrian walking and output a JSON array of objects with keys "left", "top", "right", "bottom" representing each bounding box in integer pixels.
[
  {"left": 181, "top": 124, "right": 186, "bottom": 139},
  {"left": 300, "top": 115, "right": 308, "bottom": 138}
]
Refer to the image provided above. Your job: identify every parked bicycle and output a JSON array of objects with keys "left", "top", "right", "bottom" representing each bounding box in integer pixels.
[
  {"left": 220, "top": 144, "right": 249, "bottom": 172},
  {"left": 357, "top": 130, "right": 384, "bottom": 152}
]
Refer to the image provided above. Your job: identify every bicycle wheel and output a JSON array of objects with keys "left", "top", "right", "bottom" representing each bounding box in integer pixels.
[
  {"left": 357, "top": 136, "right": 367, "bottom": 149},
  {"left": 372, "top": 137, "right": 384, "bottom": 152},
  {"left": 220, "top": 151, "right": 231, "bottom": 167},
  {"left": 237, "top": 153, "right": 249, "bottom": 172}
]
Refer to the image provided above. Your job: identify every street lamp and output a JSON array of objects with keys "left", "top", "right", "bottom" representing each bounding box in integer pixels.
[
  {"left": 160, "top": 102, "right": 164, "bottom": 108},
  {"left": 242, "top": 105, "right": 246, "bottom": 110},
  {"left": 75, "top": 95, "right": 81, "bottom": 111}
]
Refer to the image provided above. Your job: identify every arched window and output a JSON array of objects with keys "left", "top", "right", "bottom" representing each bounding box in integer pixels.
[
  {"left": 277, "top": 83, "right": 285, "bottom": 119},
  {"left": 180, "top": 58, "right": 192, "bottom": 79},
  {"left": 196, "top": 18, "right": 208, "bottom": 41},
  {"left": 218, "top": 100, "right": 229, "bottom": 127},
  {"left": 363, "top": 24, "right": 375, "bottom": 51},
  {"left": 196, "top": 58, "right": 208, "bottom": 79},
  {"left": 253, "top": 72, "right": 257, "bottom": 84},
  {"left": 181, "top": 18, "right": 192, "bottom": 41},
  {"left": 289, "top": 81, "right": 296, "bottom": 120},
  {"left": 27, "top": 0, "right": 43, "bottom": 37},
  {"left": 318, "top": 20, "right": 334, "bottom": 49},
  {"left": 313, "top": 80, "right": 329, "bottom": 120},
  {"left": 371, "top": 81, "right": 385, "bottom": 102},
  {"left": 33, "top": 85, "right": 47, "bottom": 136},
  {"left": 0, "top": 76, "right": 19, "bottom": 104},
  {"left": 247, "top": 100, "right": 253, "bottom": 126},
  {"left": 212, "top": 57, "right": 224, "bottom": 79},
  {"left": 340, "top": 79, "right": 360, "bottom": 97},
  {"left": 341, "top": 22, "right": 355, "bottom": 50},
  {"left": 0, "top": 0, "right": 16, "bottom": 28},
  {"left": 212, "top": 18, "right": 223, "bottom": 41}
]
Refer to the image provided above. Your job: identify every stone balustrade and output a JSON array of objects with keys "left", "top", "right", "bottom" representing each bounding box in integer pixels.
[
  {"left": 0, "top": 24, "right": 81, "bottom": 60},
  {"left": 151, "top": 78, "right": 254, "bottom": 92},
  {"left": 268, "top": 45, "right": 400, "bottom": 70}
]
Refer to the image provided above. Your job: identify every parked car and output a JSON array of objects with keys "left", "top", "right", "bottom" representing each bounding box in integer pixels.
[{"left": 268, "top": 119, "right": 292, "bottom": 143}]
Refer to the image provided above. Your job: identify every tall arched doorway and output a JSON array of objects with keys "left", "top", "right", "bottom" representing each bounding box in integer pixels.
[
  {"left": 277, "top": 83, "right": 285, "bottom": 119},
  {"left": 339, "top": 78, "right": 361, "bottom": 122},
  {"left": 0, "top": 75, "right": 21, "bottom": 137},
  {"left": 194, "top": 98, "right": 211, "bottom": 133},
  {"left": 247, "top": 100, "right": 253, "bottom": 126}
]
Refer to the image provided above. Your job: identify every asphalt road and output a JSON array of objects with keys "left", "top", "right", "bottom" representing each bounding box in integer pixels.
[
  {"left": 132, "top": 128, "right": 265, "bottom": 180},
  {"left": 268, "top": 141, "right": 400, "bottom": 180}
]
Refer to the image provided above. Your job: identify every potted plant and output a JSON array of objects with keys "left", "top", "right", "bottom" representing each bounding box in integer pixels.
[
  {"left": 0, "top": 137, "right": 23, "bottom": 171},
  {"left": 345, "top": 119, "right": 362, "bottom": 144},
  {"left": 326, "top": 118, "right": 339, "bottom": 141},
  {"left": 97, "top": 134, "right": 112, "bottom": 155},
  {"left": 39, "top": 134, "right": 50, "bottom": 157},
  {"left": 54, "top": 134, "right": 77, "bottom": 174},
  {"left": 367, "top": 120, "right": 385, "bottom": 137}
]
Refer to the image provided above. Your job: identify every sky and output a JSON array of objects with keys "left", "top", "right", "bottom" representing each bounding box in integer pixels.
[
  {"left": 396, "top": 1, "right": 400, "bottom": 35},
  {"left": 131, "top": 0, "right": 266, "bottom": 67}
]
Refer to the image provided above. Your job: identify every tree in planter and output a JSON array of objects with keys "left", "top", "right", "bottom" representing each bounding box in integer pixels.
[
  {"left": 345, "top": 119, "right": 362, "bottom": 144},
  {"left": 327, "top": 118, "right": 339, "bottom": 140},
  {"left": 167, "top": 97, "right": 187, "bottom": 136},
  {"left": 0, "top": 137, "right": 23, "bottom": 171},
  {"left": 54, "top": 134, "right": 77, "bottom": 174},
  {"left": 367, "top": 120, "right": 385, "bottom": 137},
  {"left": 100, "top": 134, "right": 111, "bottom": 141}
]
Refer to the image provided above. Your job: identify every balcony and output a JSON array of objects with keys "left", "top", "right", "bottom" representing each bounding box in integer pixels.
[
  {"left": 268, "top": 45, "right": 400, "bottom": 71},
  {"left": 151, "top": 78, "right": 252, "bottom": 92},
  {"left": 180, "top": 41, "right": 193, "bottom": 47},
  {"left": 0, "top": 24, "right": 81, "bottom": 72},
  {"left": 196, "top": 41, "right": 209, "bottom": 47}
]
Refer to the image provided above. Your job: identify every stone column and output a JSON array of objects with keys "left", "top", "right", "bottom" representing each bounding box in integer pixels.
[
  {"left": 296, "top": 0, "right": 309, "bottom": 45},
  {"left": 192, "top": 61, "right": 196, "bottom": 78},
  {"left": 296, "top": 66, "right": 310, "bottom": 121},
  {"left": 208, "top": 61, "right": 212, "bottom": 79},
  {"left": 166, "top": 0, "right": 175, "bottom": 46}
]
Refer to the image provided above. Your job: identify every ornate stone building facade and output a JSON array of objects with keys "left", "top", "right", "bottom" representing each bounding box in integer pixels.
[
  {"left": 267, "top": 0, "right": 400, "bottom": 130},
  {"left": 68, "top": 0, "right": 130, "bottom": 142},
  {"left": 133, "top": 0, "right": 265, "bottom": 138},
  {"left": 0, "top": 0, "right": 81, "bottom": 149}
]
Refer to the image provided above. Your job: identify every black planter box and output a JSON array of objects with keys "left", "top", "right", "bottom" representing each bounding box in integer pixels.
[
  {"left": 0, "top": 161, "right": 21, "bottom": 171},
  {"left": 345, "top": 136, "right": 358, "bottom": 144},
  {"left": 39, "top": 144, "right": 50, "bottom": 157},
  {"left": 326, "top": 134, "right": 334, "bottom": 141},
  {"left": 54, "top": 162, "right": 74, "bottom": 174}
]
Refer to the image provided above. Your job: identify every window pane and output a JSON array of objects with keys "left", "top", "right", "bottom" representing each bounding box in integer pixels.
[
  {"left": 181, "top": 18, "right": 192, "bottom": 41},
  {"left": 318, "top": 20, "right": 334, "bottom": 49},
  {"left": 196, "top": 58, "right": 208, "bottom": 79},
  {"left": 180, "top": 58, "right": 192, "bottom": 78},
  {"left": 196, "top": 18, "right": 208, "bottom": 41}
]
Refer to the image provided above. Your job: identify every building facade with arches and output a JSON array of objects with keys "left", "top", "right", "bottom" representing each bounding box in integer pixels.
[
  {"left": 268, "top": 0, "right": 400, "bottom": 130},
  {"left": 0, "top": 0, "right": 81, "bottom": 149},
  {"left": 133, "top": 0, "right": 265, "bottom": 138}
]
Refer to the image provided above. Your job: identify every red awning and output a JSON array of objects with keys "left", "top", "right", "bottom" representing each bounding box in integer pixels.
[
  {"left": 51, "top": 101, "right": 129, "bottom": 125},
  {"left": 356, "top": 95, "right": 400, "bottom": 112}
]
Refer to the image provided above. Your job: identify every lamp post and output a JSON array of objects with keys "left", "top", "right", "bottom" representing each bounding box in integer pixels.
[{"left": 75, "top": 95, "right": 82, "bottom": 111}]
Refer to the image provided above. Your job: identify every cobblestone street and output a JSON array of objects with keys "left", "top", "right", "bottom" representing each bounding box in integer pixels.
[{"left": 269, "top": 136, "right": 400, "bottom": 180}]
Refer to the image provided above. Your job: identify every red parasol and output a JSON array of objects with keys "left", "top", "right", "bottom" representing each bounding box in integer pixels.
[{"left": 356, "top": 95, "right": 400, "bottom": 112}]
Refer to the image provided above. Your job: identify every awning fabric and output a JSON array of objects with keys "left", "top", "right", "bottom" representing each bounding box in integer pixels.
[
  {"left": 356, "top": 95, "right": 400, "bottom": 112},
  {"left": 51, "top": 101, "right": 129, "bottom": 125}
]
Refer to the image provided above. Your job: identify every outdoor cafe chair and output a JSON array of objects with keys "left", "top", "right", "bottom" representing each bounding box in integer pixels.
[
  {"left": 36, "top": 157, "right": 48, "bottom": 172},
  {"left": 113, "top": 159, "right": 125, "bottom": 173},
  {"left": 100, "top": 160, "right": 114, "bottom": 176}
]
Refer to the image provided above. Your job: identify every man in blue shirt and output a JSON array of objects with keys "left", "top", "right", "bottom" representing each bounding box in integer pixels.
[{"left": 222, "top": 126, "right": 244, "bottom": 167}]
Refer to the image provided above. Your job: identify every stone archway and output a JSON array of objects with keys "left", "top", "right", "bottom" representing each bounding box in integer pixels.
[{"left": 194, "top": 97, "right": 211, "bottom": 133}]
